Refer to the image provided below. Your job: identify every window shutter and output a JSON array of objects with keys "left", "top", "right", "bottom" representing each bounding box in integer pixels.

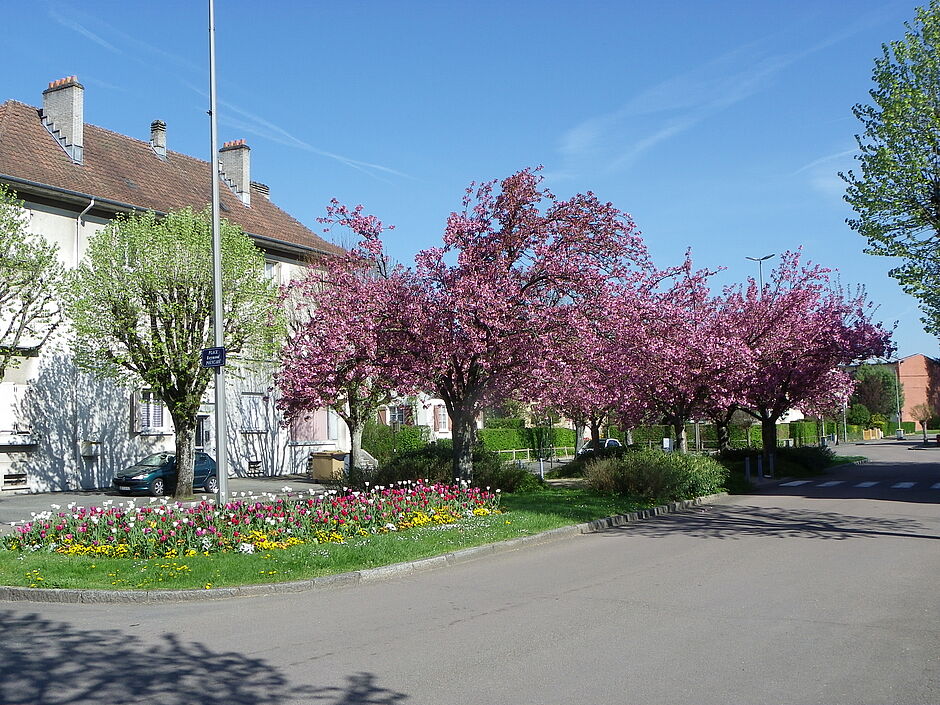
[
  {"left": 378, "top": 408, "right": 388, "bottom": 425},
  {"left": 402, "top": 405, "right": 414, "bottom": 426},
  {"left": 132, "top": 392, "right": 142, "bottom": 433}
]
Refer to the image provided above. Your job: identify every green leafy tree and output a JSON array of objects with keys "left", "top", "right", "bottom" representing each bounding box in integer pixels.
[
  {"left": 851, "top": 363, "right": 904, "bottom": 417},
  {"left": 0, "top": 185, "right": 63, "bottom": 380},
  {"left": 910, "top": 402, "right": 936, "bottom": 442},
  {"left": 846, "top": 403, "right": 872, "bottom": 427},
  {"left": 841, "top": 1, "right": 940, "bottom": 334},
  {"left": 63, "top": 208, "right": 280, "bottom": 498}
]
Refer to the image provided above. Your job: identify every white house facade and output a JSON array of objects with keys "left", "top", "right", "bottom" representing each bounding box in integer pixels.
[{"left": 0, "top": 76, "right": 350, "bottom": 492}]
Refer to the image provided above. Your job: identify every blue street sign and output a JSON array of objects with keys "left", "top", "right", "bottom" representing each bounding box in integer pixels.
[{"left": 201, "top": 346, "right": 226, "bottom": 368}]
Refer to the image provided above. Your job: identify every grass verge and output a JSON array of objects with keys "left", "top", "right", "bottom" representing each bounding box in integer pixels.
[{"left": 0, "top": 488, "right": 649, "bottom": 591}]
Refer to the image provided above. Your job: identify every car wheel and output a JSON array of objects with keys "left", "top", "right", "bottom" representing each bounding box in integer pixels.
[
  {"left": 204, "top": 475, "right": 219, "bottom": 493},
  {"left": 150, "top": 477, "right": 166, "bottom": 497}
]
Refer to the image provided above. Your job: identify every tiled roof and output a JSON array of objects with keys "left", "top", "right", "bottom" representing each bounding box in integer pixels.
[{"left": 0, "top": 100, "right": 343, "bottom": 255}]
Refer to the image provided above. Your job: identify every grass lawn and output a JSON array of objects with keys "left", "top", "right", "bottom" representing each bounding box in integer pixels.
[{"left": 0, "top": 488, "right": 649, "bottom": 592}]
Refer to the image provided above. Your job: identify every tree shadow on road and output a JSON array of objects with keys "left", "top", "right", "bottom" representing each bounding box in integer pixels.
[
  {"left": 0, "top": 611, "right": 408, "bottom": 705},
  {"left": 600, "top": 503, "right": 940, "bottom": 542}
]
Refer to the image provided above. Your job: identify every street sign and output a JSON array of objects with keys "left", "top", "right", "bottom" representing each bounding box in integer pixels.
[{"left": 201, "top": 346, "right": 226, "bottom": 368}]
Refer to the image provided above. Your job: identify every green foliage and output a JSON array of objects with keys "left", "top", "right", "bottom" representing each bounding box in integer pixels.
[
  {"left": 366, "top": 443, "right": 535, "bottom": 492},
  {"left": 788, "top": 420, "right": 819, "bottom": 445},
  {"left": 0, "top": 185, "right": 64, "bottom": 381},
  {"left": 852, "top": 364, "right": 904, "bottom": 415},
  {"left": 361, "top": 418, "right": 395, "bottom": 464},
  {"left": 478, "top": 427, "right": 526, "bottom": 452},
  {"left": 361, "top": 419, "right": 431, "bottom": 465},
  {"left": 841, "top": 1, "right": 940, "bottom": 334},
  {"left": 846, "top": 403, "right": 872, "bottom": 426},
  {"left": 62, "top": 207, "right": 280, "bottom": 497},
  {"left": 777, "top": 445, "right": 836, "bottom": 472},
  {"left": 584, "top": 449, "right": 728, "bottom": 503},
  {"left": 484, "top": 417, "right": 525, "bottom": 429}
]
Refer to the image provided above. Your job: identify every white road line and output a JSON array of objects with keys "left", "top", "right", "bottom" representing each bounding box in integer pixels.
[
  {"left": 781, "top": 480, "right": 813, "bottom": 486},
  {"left": 892, "top": 482, "right": 916, "bottom": 489},
  {"left": 931, "top": 483, "right": 940, "bottom": 490},
  {"left": 855, "top": 481, "right": 878, "bottom": 488},
  {"left": 818, "top": 481, "right": 844, "bottom": 487}
]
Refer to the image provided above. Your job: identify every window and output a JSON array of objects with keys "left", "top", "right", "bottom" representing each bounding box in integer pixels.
[
  {"left": 327, "top": 408, "right": 339, "bottom": 440},
  {"left": 0, "top": 383, "right": 30, "bottom": 433},
  {"left": 264, "top": 260, "right": 281, "bottom": 284},
  {"left": 435, "top": 405, "right": 449, "bottom": 432},
  {"left": 389, "top": 405, "right": 412, "bottom": 426},
  {"left": 136, "top": 390, "right": 168, "bottom": 434}
]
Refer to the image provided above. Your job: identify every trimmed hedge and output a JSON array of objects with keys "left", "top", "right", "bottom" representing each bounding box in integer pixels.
[{"left": 584, "top": 449, "right": 728, "bottom": 502}]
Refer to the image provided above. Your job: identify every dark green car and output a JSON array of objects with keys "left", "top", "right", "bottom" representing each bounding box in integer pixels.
[{"left": 112, "top": 451, "right": 219, "bottom": 496}]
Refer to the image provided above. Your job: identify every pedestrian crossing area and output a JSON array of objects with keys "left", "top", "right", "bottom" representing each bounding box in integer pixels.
[{"left": 779, "top": 479, "right": 940, "bottom": 489}]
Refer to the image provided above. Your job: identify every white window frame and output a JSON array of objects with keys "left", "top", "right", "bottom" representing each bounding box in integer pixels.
[
  {"left": 136, "top": 390, "right": 169, "bottom": 435},
  {"left": 327, "top": 408, "right": 339, "bottom": 441},
  {"left": 389, "top": 405, "right": 408, "bottom": 425},
  {"left": 435, "top": 405, "right": 449, "bottom": 432}
]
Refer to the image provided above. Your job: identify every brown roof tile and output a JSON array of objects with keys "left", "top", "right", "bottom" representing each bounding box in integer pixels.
[{"left": 0, "top": 100, "right": 343, "bottom": 256}]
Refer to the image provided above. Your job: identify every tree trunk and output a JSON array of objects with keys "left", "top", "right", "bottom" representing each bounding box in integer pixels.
[
  {"left": 451, "top": 411, "right": 476, "bottom": 483},
  {"left": 172, "top": 414, "right": 197, "bottom": 499},
  {"left": 671, "top": 417, "right": 687, "bottom": 453},
  {"left": 589, "top": 418, "right": 602, "bottom": 450},
  {"left": 715, "top": 419, "right": 730, "bottom": 453},
  {"left": 760, "top": 416, "right": 778, "bottom": 469},
  {"left": 348, "top": 420, "right": 364, "bottom": 475}
]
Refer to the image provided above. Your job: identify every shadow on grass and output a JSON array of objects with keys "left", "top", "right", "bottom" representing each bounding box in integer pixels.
[
  {"left": 598, "top": 503, "right": 939, "bottom": 542},
  {"left": 0, "top": 611, "right": 408, "bottom": 705}
]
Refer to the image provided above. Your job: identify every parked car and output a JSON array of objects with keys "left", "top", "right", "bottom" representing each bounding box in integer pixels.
[
  {"left": 112, "top": 451, "right": 219, "bottom": 496},
  {"left": 577, "top": 438, "right": 623, "bottom": 455}
]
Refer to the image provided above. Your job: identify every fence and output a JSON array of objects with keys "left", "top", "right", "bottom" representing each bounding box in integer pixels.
[{"left": 495, "top": 446, "right": 576, "bottom": 462}]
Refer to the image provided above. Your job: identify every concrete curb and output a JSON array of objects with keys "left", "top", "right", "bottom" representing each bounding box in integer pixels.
[{"left": 0, "top": 492, "right": 727, "bottom": 604}]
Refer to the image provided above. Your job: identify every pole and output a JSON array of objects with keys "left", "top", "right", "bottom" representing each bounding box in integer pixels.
[
  {"left": 208, "top": 0, "right": 228, "bottom": 502},
  {"left": 895, "top": 360, "right": 902, "bottom": 429}
]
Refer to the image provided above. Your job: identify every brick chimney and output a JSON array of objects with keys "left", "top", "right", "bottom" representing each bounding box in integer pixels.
[
  {"left": 150, "top": 120, "right": 167, "bottom": 160},
  {"left": 219, "top": 139, "right": 250, "bottom": 206},
  {"left": 41, "top": 76, "right": 84, "bottom": 164}
]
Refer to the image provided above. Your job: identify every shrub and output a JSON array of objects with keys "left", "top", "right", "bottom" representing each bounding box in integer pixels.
[
  {"left": 368, "top": 444, "right": 536, "bottom": 492},
  {"left": 584, "top": 449, "right": 728, "bottom": 502},
  {"left": 484, "top": 417, "right": 525, "bottom": 429},
  {"left": 361, "top": 421, "right": 431, "bottom": 464},
  {"left": 778, "top": 445, "right": 835, "bottom": 472},
  {"left": 846, "top": 403, "right": 872, "bottom": 427},
  {"left": 479, "top": 427, "right": 526, "bottom": 452}
]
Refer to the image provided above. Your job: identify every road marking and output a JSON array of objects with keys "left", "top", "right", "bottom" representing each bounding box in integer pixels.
[
  {"left": 818, "top": 481, "right": 844, "bottom": 487},
  {"left": 892, "top": 482, "right": 916, "bottom": 489},
  {"left": 781, "top": 480, "right": 813, "bottom": 486},
  {"left": 931, "top": 483, "right": 940, "bottom": 490},
  {"left": 855, "top": 481, "right": 879, "bottom": 487}
]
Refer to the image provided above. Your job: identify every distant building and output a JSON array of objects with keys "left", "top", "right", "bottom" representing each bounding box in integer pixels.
[
  {"left": 896, "top": 354, "right": 940, "bottom": 423},
  {"left": 0, "top": 76, "right": 348, "bottom": 492}
]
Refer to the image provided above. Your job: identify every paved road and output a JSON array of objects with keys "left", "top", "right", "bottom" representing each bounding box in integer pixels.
[{"left": 1, "top": 442, "right": 938, "bottom": 705}]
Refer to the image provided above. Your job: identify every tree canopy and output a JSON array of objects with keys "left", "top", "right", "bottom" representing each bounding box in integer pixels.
[
  {"left": 842, "top": 0, "right": 940, "bottom": 334},
  {"left": 64, "top": 207, "right": 280, "bottom": 498},
  {"left": 0, "top": 185, "right": 63, "bottom": 381}
]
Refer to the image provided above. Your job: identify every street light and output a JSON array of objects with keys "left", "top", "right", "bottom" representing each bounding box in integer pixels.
[{"left": 746, "top": 254, "right": 775, "bottom": 296}]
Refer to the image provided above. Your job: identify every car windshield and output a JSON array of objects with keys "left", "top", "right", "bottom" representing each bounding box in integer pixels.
[{"left": 136, "top": 453, "right": 172, "bottom": 467}]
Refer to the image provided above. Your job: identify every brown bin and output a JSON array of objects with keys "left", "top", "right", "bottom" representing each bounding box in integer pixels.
[{"left": 309, "top": 451, "right": 346, "bottom": 481}]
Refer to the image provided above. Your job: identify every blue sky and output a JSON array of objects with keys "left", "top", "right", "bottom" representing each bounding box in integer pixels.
[{"left": 3, "top": 0, "right": 935, "bottom": 357}]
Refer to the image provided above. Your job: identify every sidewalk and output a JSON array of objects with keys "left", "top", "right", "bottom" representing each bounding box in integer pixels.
[{"left": 0, "top": 474, "right": 328, "bottom": 530}]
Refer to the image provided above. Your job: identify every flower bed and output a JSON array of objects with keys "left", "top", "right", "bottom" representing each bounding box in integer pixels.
[{"left": 2, "top": 481, "right": 500, "bottom": 559}]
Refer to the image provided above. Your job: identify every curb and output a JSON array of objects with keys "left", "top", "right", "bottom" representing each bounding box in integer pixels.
[{"left": 0, "top": 492, "right": 727, "bottom": 604}]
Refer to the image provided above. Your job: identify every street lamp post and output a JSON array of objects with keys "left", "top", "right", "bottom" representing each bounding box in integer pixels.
[{"left": 746, "top": 253, "right": 776, "bottom": 295}]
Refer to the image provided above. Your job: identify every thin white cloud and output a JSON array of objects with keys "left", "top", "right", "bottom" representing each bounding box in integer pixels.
[
  {"left": 555, "top": 6, "right": 898, "bottom": 179},
  {"left": 791, "top": 149, "right": 857, "bottom": 176},
  {"left": 48, "top": 2, "right": 410, "bottom": 182}
]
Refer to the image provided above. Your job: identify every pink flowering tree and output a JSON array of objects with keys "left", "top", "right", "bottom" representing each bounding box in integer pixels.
[
  {"left": 726, "top": 251, "right": 893, "bottom": 461},
  {"left": 406, "top": 169, "right": 652, "bottom": 481},
  {"left": 276, "top": 203, "right": 416, "bottom": 473},
  {"left": 636, "top": 255, "right": 753, "bottom": 452}
]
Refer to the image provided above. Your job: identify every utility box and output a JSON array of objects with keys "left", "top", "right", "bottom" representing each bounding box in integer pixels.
[
  {"left": 309, "top": 452, "right": 346, "bottom": 482},
  {"left": 896, "top": 429, "right": 905, "bottom": 440}
]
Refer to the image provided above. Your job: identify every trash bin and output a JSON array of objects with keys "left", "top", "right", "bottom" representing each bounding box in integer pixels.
[
  {"left": 896, "top": 429, "right": 905, "bottom": 440},
  {"left": 309, "top": 451, "right": 345, "bottom": 481}
]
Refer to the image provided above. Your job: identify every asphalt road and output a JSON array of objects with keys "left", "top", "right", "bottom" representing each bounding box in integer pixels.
[{"left": 1, "top": 441, "right": 938, "bottom": 705}]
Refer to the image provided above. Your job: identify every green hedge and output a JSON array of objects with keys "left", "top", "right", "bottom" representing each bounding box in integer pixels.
[
  {"left": 484, "top": 417, "right": 526, "bottom": 429},
  {"left": 478, "top": 426, "right": 577, "bottom": 453}
]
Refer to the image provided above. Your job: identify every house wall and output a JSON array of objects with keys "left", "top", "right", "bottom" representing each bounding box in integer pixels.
[{"left": 898, "top": 354, "right": 940, "bottom": 423}]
